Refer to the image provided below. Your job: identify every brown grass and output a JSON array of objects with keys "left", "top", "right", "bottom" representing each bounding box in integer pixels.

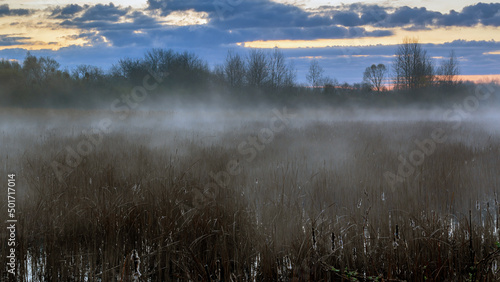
[{"left": 1, "top": 108, "right": 500, "bottom": 281}]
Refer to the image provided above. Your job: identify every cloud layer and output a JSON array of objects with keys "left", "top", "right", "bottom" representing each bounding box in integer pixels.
[
  {"left": 325, "top": 3, "right": 500, "bottom": 28},
  {"left": 37, "top": 1, "right": 499, "bottom": 49},
  {"left": 0, "top": 4, "right": 32, "bottom": 17},
  {"left": 0, "top": 34, "right": 30, "bottom": 46}
]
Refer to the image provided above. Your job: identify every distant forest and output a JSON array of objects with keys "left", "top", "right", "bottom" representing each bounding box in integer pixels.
[{"left": 0, "top": 37, "right": 498, "bottom": 109}]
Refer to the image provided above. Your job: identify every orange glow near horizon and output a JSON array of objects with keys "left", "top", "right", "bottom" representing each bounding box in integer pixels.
[
  {"left": 457, "top": 74, "right": 500, "bottom": 83},
  {"left": 380, "top": 75, "right": 500, "bottom": 90},
  {"left": 241, "top": 26, "right": 500, "bottom": 49}
]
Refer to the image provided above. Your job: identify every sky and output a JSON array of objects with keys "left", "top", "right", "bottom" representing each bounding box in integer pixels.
[{"left": 0, "top": 0, "right": 499, "bottom": 84}]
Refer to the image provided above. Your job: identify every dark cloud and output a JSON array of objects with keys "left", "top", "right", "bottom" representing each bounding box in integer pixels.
[
  {"left": 439, "top": 3, "right": 500, "bottom": 27},
  {"left": 149, "top": 0, "right": 334, "bottom": 28},
  {"left": 148, "top": 0, "right": 217, "bottom": 14},
  {"left": 61, "top": 4, "right": 84, "bottom": 15},
  {"left": 59, "top": 4, "right": 154, "bottom": 31},
  {"left": 0, "top": 34, "right": 30, "bottom": 46},
  {"left": 100, "top": 30, "right": 153, "bottom": 47},
  {"left": 357, "top": 5, "right": 388, "bottom": 25},
  {"left": 0, "top": 4, "right": 32, "bottom": 17},
  {"left": 51, "top": 4, "right": 85, "bottom": 19},
  {"left": 385, "top": 7, "right": 441, "bottom": 27},
  {"left": 320, "top": 3, "right": 500, "bottom": 29},
  {"left": 333, "top": 11, "right": 363, "bottom": 27},
  {"left": 58, "top": 4, "right": 155, "bottom": 47},
  {"left": 62, "top": 31, "right": 109, "bottom": 46},
  {"left": 58, "top": 3, "right": 130, "bottom": 23}
]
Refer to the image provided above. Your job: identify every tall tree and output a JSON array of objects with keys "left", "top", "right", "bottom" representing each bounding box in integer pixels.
[
  {"left": 246, "top": 49, "right": 269, "bottom": 88},
  {"left": 306, "top": 59, "right": 324, "bottom": 88},
  {"left": 282, "top": 60, "right": 296, "bottom": 89},
  {"left": 144, "top": 48, "right": 175, "bottom": 75},
  {"left": 72, "top": 64, "right": 103, "bottom": 82},
  {"left": 268, "top": 48, "right": 288, "bottom": 90},
  {"left": 363, "top": 64, "right": 387, "bottom": 92},
  {"left": 393, "top": 37, "right": 434, "bottom": 90},
  {"left": 437, "top": 50, "right": 460, "bottom": 87},
  {"left": 117, "top": 58, "right": 147, "bottom": 84},
  {"left": 22, "top": 52, "right": 42, "bottom": 85},
  {"left": 37, "top": 57, "right": 61, "bottom": 81},
  {"left": 224, "top": 50, "right": 246, "bottom": 88}
]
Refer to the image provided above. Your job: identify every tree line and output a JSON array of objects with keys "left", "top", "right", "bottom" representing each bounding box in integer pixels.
[{"left": 0, "top": 38, "right": 484, "bottom": 108}]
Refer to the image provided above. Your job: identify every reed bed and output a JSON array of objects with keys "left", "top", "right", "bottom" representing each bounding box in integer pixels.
[{"left": 1, "top": 108, "right": 500, "bottom": 281}]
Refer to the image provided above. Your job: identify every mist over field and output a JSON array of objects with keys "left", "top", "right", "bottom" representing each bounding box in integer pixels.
[{"left": 2, "top": 87, "right": 500, "bottom": 279}]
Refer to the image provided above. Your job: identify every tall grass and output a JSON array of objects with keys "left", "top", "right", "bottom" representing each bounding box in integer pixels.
[{"left": 1, "top": 108, "right": 500, "bottom": 281}]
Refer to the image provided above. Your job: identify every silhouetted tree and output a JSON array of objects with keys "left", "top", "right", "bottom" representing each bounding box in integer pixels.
[
  {"left": 224, "top": 50, "right": 246, "bottom": 88},
  {"left": 306, "top": 59, "right": 324, "bottom": 88},
  {"left": 246, "top": 49, "right": 269, "bottom": 88},
  {"left": 322, "top": 76, "right": 339, "bottom": 94},
  {"left": 393, "top": 37, "right": 434, "bottom": 90},
  {"left": 363, "top": 64, "right": 387, "bottom": 92},
  {"left": 0, "top": 59, "right": 22, "bottom": 86},
  {"left": 144, "top": 48, "right": 175, "bottom": 75},
  {"left": 22, "top": 52, "right": 43, "bottom": 85},
  {"left": 437, "top": 50, "right": 460, "bottom": 87},
  {"left": 268, "top": 48, "right": 288, "bottom": 90},
  {"left": 143, "top": 49, "right": 208, "bottom": 89},
  {"left": 281, "top": 60, "right": 296, "bottom": 89},
  {"left": 0, "top": 59, "right": 23, "bottom": 101},
  {"left": 212, "top": 64, "right": 226, "bottom": 85},
  {"left": 72, "top": 65, "right": 104, "bottom": 82},
  {"left": 117, "top": 58, "right": 147, "bottom": 84},
  {"left": 172, "top": 51, "right": 209, "bottom": 87},
  {"left": 39, "top": 57, "right": 60, "bottom": 81}
]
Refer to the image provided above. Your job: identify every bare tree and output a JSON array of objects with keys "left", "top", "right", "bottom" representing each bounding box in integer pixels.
[
  {"left": 39, "top": 57, "right": 60, "bottom": 80},
  {"left": 393, "top": 37, "right": 434, "bottom": 90},
  {"left": 437, "top": 50, "right": 460, "bottom": 87},
  {"left": 363, "top": 64, "right": 387, "bottom": 92},
  {"left": 213, "top": 64, "right": 226, "bottom": 84},
  {"left": 224, "top": 50, "right": 246, "bottom": 88},
  {"left": 282, "top": 60, "right": 296, "bottom": 89},
  {"left": 22, "top": 53, "right": 61, "bottom": 84},
  {"left": 72, "top": 65, "right": 103, "bottom": 82},
  {"left": 322, "top": 76, "right": 339, "bottom": 94},
  {"left": 268, "top": 48, "right": 287, "bottom": 89},
  {"left": 117, "top": 58, "right": 147, "bottom": 84},
  {"left": 144, "top": 48, "right": 174, "bottom": 74},
  {"left": 306, "top": 59, "right": 324, "bottom": 88},
  {"left": 246, "top": 49, "right": 269, "bottom": 88}
]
